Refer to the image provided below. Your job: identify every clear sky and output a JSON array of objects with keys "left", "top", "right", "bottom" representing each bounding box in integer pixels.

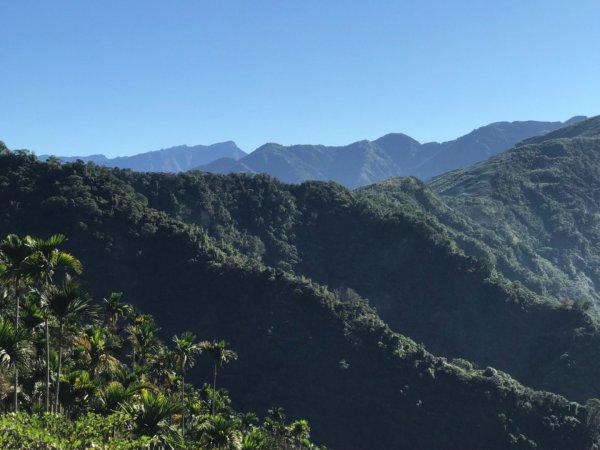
[{"left": 1, "top": 1, "right": 599, "bottom": 157}]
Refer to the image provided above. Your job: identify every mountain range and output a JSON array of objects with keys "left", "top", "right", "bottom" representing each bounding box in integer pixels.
[
  {"left": 200, "top": 117, "right": 586, "bottom": 187},
  {"left": 4, "top": 114, "right": 600, "bottom": 449},
  {"left": 41, "top": 117, "right": 586, "bottom": 187},
  {"left": 40, "top": 141, "right": 246, "bottom": 172}
]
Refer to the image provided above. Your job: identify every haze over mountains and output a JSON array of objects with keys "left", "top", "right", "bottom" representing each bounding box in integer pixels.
[
  {"left": 201, "top": 117, "right": 586, "bottom": 186},
  {"left": 41, "top": 117, "right": 586, "bottom": 187},
  {"left": 40, "top": 141, "right": 246, "bottom": 173}
]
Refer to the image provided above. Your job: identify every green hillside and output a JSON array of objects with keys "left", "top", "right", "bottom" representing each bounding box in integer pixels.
[
  {"left": 2, "top": 145, "right": 600, "bottom": 448},
  {"left": 0, "top": 236, "right": 322, "bottom": 449},
  {"left": 112, "top": 158, "right": 600, "bottom": 403},
  {"left": 427, "top": 116, "right": 600, "bottom": 306}
]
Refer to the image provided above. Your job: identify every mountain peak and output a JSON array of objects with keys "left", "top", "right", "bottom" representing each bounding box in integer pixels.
[
  {"left": 564, "top": 115, "right": 588, "bottom": 125},
  {"left": 254, "top": 142, "right": 285, "bottom": 153},
  {"left": 375, "top": 133, "right": 421, "bottom": 148}
]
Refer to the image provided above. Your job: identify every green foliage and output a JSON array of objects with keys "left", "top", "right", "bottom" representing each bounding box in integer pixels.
[
  {"left": 0, "top": 316, "right": 32, "bottom": 371},
  {"left": 0, "top": 230, "right": 323, "bottom": 449},
  {"left": 0, "top": 412, "right": 141, "bottom": 449},
  {"left": 1, "top": 146, "right": 600, "bottom": 448},
  {"left": 426, "top": 135, "right": 600, "bottom": 307},
  {"left": 120, "top": 390, "right": 180, "bottom": 438}
]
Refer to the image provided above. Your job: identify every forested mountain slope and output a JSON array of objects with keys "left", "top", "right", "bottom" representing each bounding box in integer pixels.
[
  {"left": 2, "top": 144, "right": 600, "bottom": 449},
  {"left": 424, "top": 116, "right": 600, "bottom": 306},
  {"left": 105, "top": 160, "right": 600, "bottom": 403}
]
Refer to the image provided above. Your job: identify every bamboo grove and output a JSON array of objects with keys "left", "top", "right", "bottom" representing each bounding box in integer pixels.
[{"left": 0, "top": 233, "right": 323, "bottom": 449}]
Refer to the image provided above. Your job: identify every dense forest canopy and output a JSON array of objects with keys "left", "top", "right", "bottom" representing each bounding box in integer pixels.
[
  {"left": 0, "top": 231, "right": 322, "bottom": 449},
  {"left": 3, "top": 118, "right": 600, "bottom": 450},
  {"left": 360, "top": 116, "right": 600, "bottom": 309}
]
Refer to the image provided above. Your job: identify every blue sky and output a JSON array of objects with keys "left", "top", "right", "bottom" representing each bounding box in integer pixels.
[{"left": 1, "top": 1, "right": 599, "bottom": 157}]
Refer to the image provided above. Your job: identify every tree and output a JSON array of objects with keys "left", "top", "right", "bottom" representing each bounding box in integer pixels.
[
  {"left": 25, "top": 234, "right": 82, "bottom": 285},
  {"left": 77, "top": 325, "right": 121, "bottom": 379},
  {"left": 586, "top": 398, "right": 600, "bottom": 441},
  {"left": 121, "top": 390, "right": 181, "bottom": 440},
  {"left": 0, "top": 234, "right": 35, "bottom": 411},
  {"left": 200, "top": 340, "right": 237, "bottom": 415},
  {"left": 20, "top": 292, "right": 45, "bottom": 331},
  {"left": 172, "top": 331, "right": 201, "bottom": 437},
  {"left": 0, "top": 230, "right": 322, "bottom": 448},
  {"left": 97, "top": 380, "right": 146, "bottom": 414},
  {"left": 26, "top": 234, "right": 82, "bottom": 412},
  {"left": 60, "top": 369, "right": 97, "bottom": 415},
  {"left": 127, "top": 316, "right": 160, "bottom": 373},
  {"left": 196, "top": 415, "right": 242, "bottom": 450},
  {"left": 103, "top": 292, "right": 132, "bottom": 335},
  {"left": 46, "top": 275, "right": 98, "bottom": 411},
  {"left": 0, "top": 316, "right": 32, "bottom": 411}
]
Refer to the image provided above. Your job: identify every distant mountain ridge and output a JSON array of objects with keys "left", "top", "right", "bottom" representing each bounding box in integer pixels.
[
  {"left": 40, "top": 141, "right": 246, "bottom": 172},
  {"left": 199, "top": 117, "right": 586, "bottom": 187},
  {"left": 38, "top": 117, "right": 586, "bottom": 185}
]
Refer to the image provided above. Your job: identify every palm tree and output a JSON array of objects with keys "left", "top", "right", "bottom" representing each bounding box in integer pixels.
[
  {"left": 196, "top": 415, "right": 243, "bottom": 450},
  {"left": 200, "top": 340, "right": 237, "bottom": 415},
  {"left": 20, "top": 292, "right": 45, "bottom": 331},
  {"left": 19, "top": 233, "right": 82, "bottom": 412},
  {"left": 103, "top": 292, "right": 132, "bottom": 334},
  {"left": 39, "top": 292, "right": 58, "bottom": 412},
  {"left": 0, "top": 234, "right": 35, "bottom": 411},
  {"left": 60, "top": 369, "right": 97, "bottom": 416},
  {"left": 30, "top": 235, "right": 81, "bottom": 412},
  {"left": 172, "top": 331, "right": 201, "bottom": 437},
  {"left": 19, "top": 293, "right": 45, "bottom": 408},
  {"left": 46, "top": 275, "right": 98, "bottom": 411},
  {"left": 0, "top": 316, "right": 32, "bottom": 411},
  {"left": 97, "top": 380, "right": 147, "bottom": 414},
  {"left": 25, "top": 234, "right": 82, "bottom": 284},
  {"left": 127, "top": 317, "right": 160, "bottom": 373},
  {"left": 125, "top": 323, "right": 139, "bottom": 372},
  {"left": 76, "top": 326, "right": 121, "bottom": 379},
  {"left": 121, "top": 390, "right": 181, "bottom": 441}
]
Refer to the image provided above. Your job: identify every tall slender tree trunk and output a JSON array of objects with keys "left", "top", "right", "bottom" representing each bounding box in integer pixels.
[
  {"left": 14, "top": 278, "right": 20, "bottom": 413},
  {"left": 212, "top": 363, "right": 218, "bottom": 415},
  {"left": 45, "top": 317, "right": 50, "bottom": 412},
  {"left": 55, "top": 322, "right": 64, "bottom": 412},
  {"left": 14, "top": 366, "right": 18, "bottom": 412},
  {"left": 181, "top": 373, "right": 185, "bottom": 437}
]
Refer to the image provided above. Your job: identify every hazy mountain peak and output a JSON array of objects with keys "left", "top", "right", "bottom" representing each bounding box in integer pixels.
[
  {"left": 374, "top": 132, "right": 421, "bottom": 148},
  {"left": 564, "top": 115, "right": 588, "bottom": 125},
  {"left": 254, "top": 142, "right": 285, "bottom": 152}
]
